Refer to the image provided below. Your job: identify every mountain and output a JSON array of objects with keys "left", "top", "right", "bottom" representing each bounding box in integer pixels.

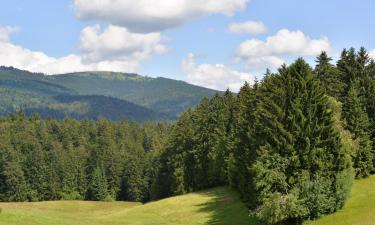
[
  {"left": 0, "top": 67, "right": 219, "bottom": 121},
  {"left": 45, "top": 71, "right": 219, "bottom": 117}
]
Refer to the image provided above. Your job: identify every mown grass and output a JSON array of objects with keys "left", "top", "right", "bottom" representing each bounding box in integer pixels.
[
  {"left": 0, "top": 187, "right": 254, "bottom": 225},
  {"left": 1, "top": 176, "right": 373, "bottom": 225},
  {"left": 306, "top": 175, "right": 375, "bottom": 225}
]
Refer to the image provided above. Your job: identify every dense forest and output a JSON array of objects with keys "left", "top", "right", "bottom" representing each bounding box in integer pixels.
[
  {"left": 0, "top": 115, "right": 170, "bottom": 202},
  {"left": 0, "top": 47, "right": 374, "bottom": 225}
]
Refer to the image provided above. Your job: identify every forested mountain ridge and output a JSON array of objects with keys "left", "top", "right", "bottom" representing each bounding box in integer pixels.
[
  {"left": 45, "top": 71, "right": 219, "bottom": 117},
  {"left": 0, "top": 67, "right": 219, "bottom": 121}
]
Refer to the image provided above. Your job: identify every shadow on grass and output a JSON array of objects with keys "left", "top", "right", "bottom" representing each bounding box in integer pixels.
[{"left": 196, "top": 187, "right": 260, "bottom": 225}]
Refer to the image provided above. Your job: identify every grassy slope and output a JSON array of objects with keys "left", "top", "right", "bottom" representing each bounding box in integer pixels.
[
  {"left": 1, "top": 176, "right": 373, "bottom": 225},
  {"left": 0, "top": 187, "right": 255, "bottom": 225},
  {"left": 307, "top": 175, "right": 375, "bottom": 225}
]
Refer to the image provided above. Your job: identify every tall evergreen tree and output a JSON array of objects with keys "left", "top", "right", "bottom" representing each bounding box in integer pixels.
[
  {"left": 228, "top": 81, "right": 259, "bottom": 207},
  {"left": 343, "top": 85, "right": 373, "bottom": 177},
  {"left": 88, "top": 166, "right": 109, "bottom": 201},
  {"left": 315, "top": 51, "right": 344, "bottom": 99},
  {"left": 252, "top": 59, "right": 353, "bottom": 224}
]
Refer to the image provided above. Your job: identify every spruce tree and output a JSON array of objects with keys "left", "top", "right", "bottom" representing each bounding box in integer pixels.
[
  {"left": 343, "top": 85, "right": 373, "bottom": 177},
  {"left": 252, "top": 59, "right": 353, "bottom": 224},
  {"left": 228, "top": 81, "right": 259, "bottom": 207},
  {"left": 88, "top": 166, "right": 109, "bottom": 201},
  {"left": 315, "top": 52, "right": 344, "bottom": 100}
]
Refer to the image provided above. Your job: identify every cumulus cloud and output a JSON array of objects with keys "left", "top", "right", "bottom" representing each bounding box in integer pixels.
[
  {"left": 182, "top": 53, "right": 253, "bottom": 92},
  {"left": 0, "top": 41, "right": 140, "bottom": 74},
  {"left": 235, "top": 29, "right": 334, "bottom": 69},
  {"left": 228, "top": 21, "right": 267, "bottom": 34},
  {"left": 73, "top": 0, "right": 248, "bottom": 33},
  {"left": 241, "top": 55, "right": 285, "bottom": 70},
  {"left": 0, "top": 25, "right": 166, "bottom": 74},
  {"left": 79, "top": 25, "right": 167, "bottom": 63}
]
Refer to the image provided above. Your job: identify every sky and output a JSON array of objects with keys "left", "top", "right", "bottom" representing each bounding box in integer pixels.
[{"left": 0, "top": 0, "right": 375, "bottom": 91}]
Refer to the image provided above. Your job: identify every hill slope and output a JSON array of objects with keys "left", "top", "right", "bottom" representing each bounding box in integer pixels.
[
  {"left": 1, "top": 177, "right": 374, "bottom": 225},
  {"left": 46, "top": 71, "right": 219, "bottom": 117},
  {"left": 0, "top": 187, "right": 253, "bottom": 225},
  {"left": 0, "top": 67, "right": 217, "bottom": 121}
]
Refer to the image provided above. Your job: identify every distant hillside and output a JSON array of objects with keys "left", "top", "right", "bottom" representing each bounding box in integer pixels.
[
  {"left": 0, "top": 67, "right": 170, "bottom": 121},
  {"left": 0, "top": 67, "right": 219, "bottom": 121},
  {"left": 46, "top": 71, "right": 219, "bottom": 117}
]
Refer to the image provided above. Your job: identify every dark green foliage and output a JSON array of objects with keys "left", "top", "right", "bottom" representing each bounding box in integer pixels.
[
  {"left": 336, "top": 48, "right": 375, "bottom": 177},
  {"left": 315, "top": 52, "right": 344, "bottom": 99},
  {"left": 151, "top": 93, "right": 236, "bottom": 198},
  {"left": 0, "top": 113, "right": 171, "bottom": 202},
  {"left": 88, "top": 166, "right": 109, "bottom": 201},
  {"left": 152, "top": 57, "right": 358, "bottom": 225},
  {"left": 0, "top": 151, "right": 29, "bottom": 201},
  {"left": 343, "top": 85, "right": 373, "bottom": 177},
  {"left": 250, "top": 59, "right": 353, "bottom": 224},
  {"left": 228, "top": 82, "right": 258, "bottom": 207}
]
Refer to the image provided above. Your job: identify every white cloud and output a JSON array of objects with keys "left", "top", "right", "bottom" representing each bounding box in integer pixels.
[
  {"left": 235, "top": 29, "right": 334, "bottom": 69},
  {"left": 79, "top": 25, "right": 167, "bottom": 63},
  {"left": 242, "top": 56, "right": 285, "bottom": 70},
  {"left": 0, "top": 25, "right": 167, "bottom": 74},
  {"left": 228, "top": 21, "right": 267, "bottom": 34},
  {"left": 182, "top": 53, "right": 253, "bottom": 92},
  {"left": 0, "top": 41, "right": 140, "bottom": 74},
  {"left": 0, "top": 26, "right": 18, "bottom": 42},
  {"left": 73, "top": 0, "right": 248, "bottom": 33},
  {"left": 370, "top": 49, "right": 375, "bottom": 60}
]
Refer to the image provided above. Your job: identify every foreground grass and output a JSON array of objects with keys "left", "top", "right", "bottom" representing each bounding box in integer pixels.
[
  {"left": 307, "top": 175, "right": 375, "bottom": 225},
  {"left": 0, "top": 187, "right": 254, "bottom": 225},
  {"left": 2, "top": 176, "right": 373, "bottom": 225}
]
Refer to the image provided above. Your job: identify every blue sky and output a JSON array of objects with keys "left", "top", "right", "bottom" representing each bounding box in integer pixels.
[{"left": 0, "top": 0, "right": 374, "bottom": 91}]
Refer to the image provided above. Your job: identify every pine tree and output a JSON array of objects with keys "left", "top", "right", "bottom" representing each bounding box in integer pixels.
[
  {"left": 337, "top": 48, "right": 357, "bottom": 91},
  {"left": 337, "top": 47, "right": 374, "bottom": 176},
  {"left": 88, "top": 166, "right": 109, "bottom": 201},
  {"left": 120, "top": 150, "right": 147, "bottom": 202},
  {"left": 252, "top": 59, "right": 353, "bottom": 224},
  {"left": 315, "top": 51, "right": 344, "bottom": 99},
  {"left": 343, "top": 85, "right": 373, "bottom": 177},
  {"left": 228, "top": 81, "right": 259, "bottom": 207}
]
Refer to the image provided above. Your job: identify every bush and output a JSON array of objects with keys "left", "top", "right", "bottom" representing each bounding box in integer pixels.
[{"left": 59, "top": 191, "right": 83, "bottom": 200}]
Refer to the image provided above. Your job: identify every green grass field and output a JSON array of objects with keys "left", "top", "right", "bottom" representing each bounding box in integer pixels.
[
  {"left": 0, "top": 187, "right": 255, "bottom": 225},
  {"left": 1, "top": 176, "right": 374, "bottom": 225}
]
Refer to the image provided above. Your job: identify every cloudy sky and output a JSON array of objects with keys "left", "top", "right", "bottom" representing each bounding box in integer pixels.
[{"left": 0, "top": 0, "right": 374, "bottom": 91}]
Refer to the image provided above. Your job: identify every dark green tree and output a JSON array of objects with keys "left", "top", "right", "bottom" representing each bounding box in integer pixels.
[
  {"left": 228, "top": 81, "right": 259, "bottom": 207},
  {"left": 88, "top": 166, "right": 109, "bottom": 201},
  {"left": 343, "top": 85, "right": 373, "bottom": 177},
  {"left": 315, "top": 51, "right": 344, "bottom": 99},
  {"left": 252, "top": 59, "right": 353, "bottom": 224}
]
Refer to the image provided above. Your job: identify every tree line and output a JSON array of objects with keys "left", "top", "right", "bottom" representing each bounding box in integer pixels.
[
  {"left": 0, "top": 47, "right": 374, "bottom": 225},
  {"left": 0, "top": 114, "right": 170, "bottom": 202},
  {"left": 151, "top": 47, "right": 375, "bottom": 224}
]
